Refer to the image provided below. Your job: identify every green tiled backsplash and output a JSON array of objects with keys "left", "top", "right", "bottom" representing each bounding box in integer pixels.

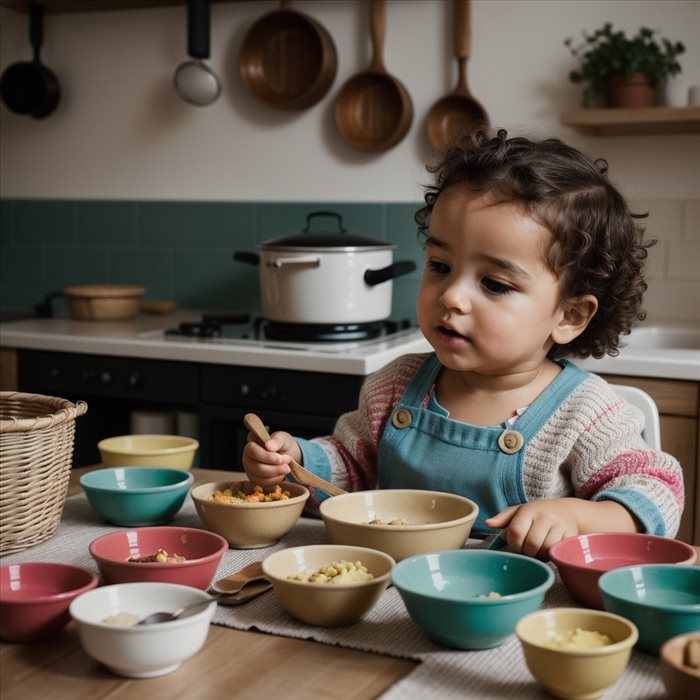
[{"left": 0, "top": 199, "right": 425, "bottom": 322}]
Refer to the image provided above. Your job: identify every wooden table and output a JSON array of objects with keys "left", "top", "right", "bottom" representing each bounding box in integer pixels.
[{"left": 0, "top": 467, "right": 417, "bottom": 700}]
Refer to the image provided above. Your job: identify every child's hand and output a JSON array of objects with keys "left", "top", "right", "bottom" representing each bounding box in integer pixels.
[
  {"left": 484, "top": 500, "right": 579, "bottom": 559},
  {"left": 242, "top": 430, "right": 299, "bottom": 486}
]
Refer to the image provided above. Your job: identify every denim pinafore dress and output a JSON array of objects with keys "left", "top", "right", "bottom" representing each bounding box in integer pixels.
[{"left": 377, "top": 353, "right": 587, "bottom": 538}]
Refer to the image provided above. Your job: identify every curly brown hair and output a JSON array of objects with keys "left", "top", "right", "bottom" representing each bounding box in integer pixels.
[{"left": 415, "top": 129, "right": 654, "bottom": 359}]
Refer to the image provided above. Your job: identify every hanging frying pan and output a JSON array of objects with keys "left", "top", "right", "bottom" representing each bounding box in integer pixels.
[
  {"left": 239, "top": 0, "right": 337, "bottom": 110},
  {"left": 0, "top": 3, "right": 60, "bottom": 119},
  {"left": 426, "top": 0, "right": 488, "bottom": 150},
  {"left": 173, "top": 0, "right": 221, "bottom": 106},
  {"left": 335, "top": 0, "right": 413, "bottom": 152}
]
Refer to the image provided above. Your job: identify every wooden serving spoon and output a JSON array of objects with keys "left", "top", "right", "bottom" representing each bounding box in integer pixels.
[{"left": 243, "top": 412, "right": 346, "bottom": 496}]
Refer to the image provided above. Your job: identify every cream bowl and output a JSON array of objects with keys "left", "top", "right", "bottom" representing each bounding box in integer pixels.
[
  {"left": 262, "top": 544, "right": 395, "bottom": 627},
  {"left": 515, "top": 607, "right": 639, "bottom": 700},
  {"left": 319, "top": 489, "right": 478, "bottom": 561},
  {"left": 97, "top": 434, "right": 199, "bottom": 470},
  {"left": 191, "top": 480, "right": 309, "bottom": 549},
  {"left": 69, "top": 582, "right": 215, "bottom": 678}
]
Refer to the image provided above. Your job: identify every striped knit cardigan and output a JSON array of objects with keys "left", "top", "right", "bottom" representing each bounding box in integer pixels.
[{"left": 298, "top": 353, "right": 684, "bottom": 537}]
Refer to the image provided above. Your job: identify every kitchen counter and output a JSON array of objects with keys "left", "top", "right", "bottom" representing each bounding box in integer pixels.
[
  {"left": 0, "top": 313, "right": 433, "bottom": 376},
  {"left": 2, "top": 314, "right": 698, "bottom": 380},
  {"left": 576, "top": 319, "right": 699, "bottom": 382}
]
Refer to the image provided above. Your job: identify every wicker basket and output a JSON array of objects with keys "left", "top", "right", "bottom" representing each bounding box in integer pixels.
[{"left": 0, "top": 392, "right": 88, "bottom": 556}]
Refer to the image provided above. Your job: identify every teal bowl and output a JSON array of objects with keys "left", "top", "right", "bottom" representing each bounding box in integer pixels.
[
  {"left": 392, "top": 549, "right": 555, "bottom": 650},
  {"left": 80, "top": 467, "right": 194, "bottom": 526},
  {"left": 598, "top": 564, "right": 700, "bottom": 655}
]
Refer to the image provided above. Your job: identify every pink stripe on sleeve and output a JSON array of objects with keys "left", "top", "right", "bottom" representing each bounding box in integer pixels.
[{"left": 578, "top": 448, "right": 684, "bottom": 506}]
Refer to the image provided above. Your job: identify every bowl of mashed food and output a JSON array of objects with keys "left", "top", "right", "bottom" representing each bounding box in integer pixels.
[
  {"left": 69, "top": 582, "right": 215, "bottom": 678},
  {"left": 262, "top": 544, "right": 395, "bottom": 626},
  {"left": 88, "top": 526, "right": 228, "bottom": 589},
  {"left": 191, "top": 479, "right": 309, "bottom": 549},
  {"left": 515, "top": 608, "right": 638, "bottom": 700}
]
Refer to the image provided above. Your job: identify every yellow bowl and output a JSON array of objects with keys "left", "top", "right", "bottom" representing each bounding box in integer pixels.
[
  {"left": 98, "top": 435, "right": 199, "bottom": 470},
  {"left": 319, "top": 489, "right": 478, "bottom": 561},
  {"left": 262, "top": 544, "right": 395, "bottom": 627},
  {"left": 515, "top": 608, "right": 639, "bottom": 700},
  {"left": 190, "top": 480, "right": 309, "bottom": 549}
]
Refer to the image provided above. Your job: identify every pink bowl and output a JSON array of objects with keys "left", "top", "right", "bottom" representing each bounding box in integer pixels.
[
  {"left": 550, "top": 532, "right": 697, "bottom": 609},
  {"left": 89, "top": 526, "right": 228, "bottom": 590},
  {"left": 0, "top": 562, "right": 98, "bottom": 643}
]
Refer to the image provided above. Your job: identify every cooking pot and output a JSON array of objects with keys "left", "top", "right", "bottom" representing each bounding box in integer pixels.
[{"left": 233, "top": 211, "right": 415, "bottom": 325}]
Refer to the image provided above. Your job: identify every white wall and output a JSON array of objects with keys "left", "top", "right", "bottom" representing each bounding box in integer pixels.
[{"left": 1, "top": 0, "right": 699, "bottom": 202}]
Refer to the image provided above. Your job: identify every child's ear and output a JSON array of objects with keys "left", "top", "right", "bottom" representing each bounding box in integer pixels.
[{"left": 552, "top": 294, "right": 599, "bottom": 345}]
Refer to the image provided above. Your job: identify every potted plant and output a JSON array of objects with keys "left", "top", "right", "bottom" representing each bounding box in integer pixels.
[{"left": 564, "top": 23, "right": 685, "bottom": 108}]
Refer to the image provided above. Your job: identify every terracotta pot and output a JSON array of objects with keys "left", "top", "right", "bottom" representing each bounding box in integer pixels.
[{"left": 605, "top": 72, "right": 657, "bottom": 108}]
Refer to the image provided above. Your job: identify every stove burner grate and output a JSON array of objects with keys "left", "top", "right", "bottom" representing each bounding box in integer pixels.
[
  {"left": 263, "top": 321, "right": 387, "bottom": 342},
  {"left": 165, "top": 314, "right": 413, "bottom": 343}
]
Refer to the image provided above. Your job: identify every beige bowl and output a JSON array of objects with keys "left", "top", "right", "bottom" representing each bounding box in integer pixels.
[
  {"left": 64, "top": 284, "right": 145, "bottom": 321},
  {"left": 661, "top": 632, "right": 700, "bottom": 699},
  {"left": 98, "top": 434, "right": 198, "bottom": 470},
  {"left": 515, "top": 608, "right": 639, "bottom": 700},
  {"left": 262, "top": 544, "right": 395, "bottom": 627},
  {"left": 190, "top": 480, "right": 309, "bottom": 549},
  {"left": 319, "top": 489, "right": 478, "bottom": 561}
]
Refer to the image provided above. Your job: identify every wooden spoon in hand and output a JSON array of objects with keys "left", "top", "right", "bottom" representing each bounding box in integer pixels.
[{"left": 243, "top": 412, "right": 346, "bottom": 496}]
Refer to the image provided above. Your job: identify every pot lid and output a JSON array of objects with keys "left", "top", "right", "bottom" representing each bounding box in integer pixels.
[{"left": 260, "top": 211, "right": 393, "bottom": 249}]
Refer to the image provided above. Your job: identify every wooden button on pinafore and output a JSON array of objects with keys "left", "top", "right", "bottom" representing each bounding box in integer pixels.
[
  {"left": 391, "top": 409, "right": 412, "bottom": 429},
  {"left": 498, "top": 429, "right": 524, "bottom": 454}
]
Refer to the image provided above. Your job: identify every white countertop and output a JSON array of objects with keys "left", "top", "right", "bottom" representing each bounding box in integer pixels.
[
  {"left": 0, "top": 313, "right": 433, "bottom": 376},
  {"left": 1, "top": 314, "right": 697, "bottom": 381}
]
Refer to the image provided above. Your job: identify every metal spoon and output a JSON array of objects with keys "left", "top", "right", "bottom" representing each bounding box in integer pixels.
[
  {"left": 137, "top": 597, "right": 216, "bottom": 625},
  {"left": 243, "top": 413, "right": 346, "bottom": 496}
]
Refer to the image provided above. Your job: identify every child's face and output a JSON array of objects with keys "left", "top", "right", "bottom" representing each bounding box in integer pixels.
[{"left": 417, "top": 185, "right": 568, "bottom": 376}]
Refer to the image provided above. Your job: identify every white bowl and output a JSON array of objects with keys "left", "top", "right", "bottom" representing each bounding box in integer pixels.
[{"left": 69, "top": 582, "right": 215, "bottom": 678}]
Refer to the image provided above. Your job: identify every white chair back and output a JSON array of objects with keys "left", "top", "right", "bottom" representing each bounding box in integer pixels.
[{"left": 609, "top": 384, "right": 661, "bottom": 450}]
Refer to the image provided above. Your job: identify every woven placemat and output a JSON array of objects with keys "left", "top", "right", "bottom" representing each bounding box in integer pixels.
[{"left": 1, "top": 494, "right": 666, "bottom": 699}]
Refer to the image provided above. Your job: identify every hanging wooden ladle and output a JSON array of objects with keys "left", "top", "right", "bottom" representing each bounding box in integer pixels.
[
  {"left": 335, "top": 0, "right": 413, "bottom": 152},
  {"left": 426, "top": 0, "right": 488, "bottom": 151}
]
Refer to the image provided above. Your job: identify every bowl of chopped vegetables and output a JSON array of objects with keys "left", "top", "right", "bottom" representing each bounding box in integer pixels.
[{"left": 190, "top": 480, "right": 309, "bottom": 549}]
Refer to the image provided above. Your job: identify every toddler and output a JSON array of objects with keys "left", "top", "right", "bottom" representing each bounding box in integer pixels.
[{"left": 243, "top": 129, "right": 684, "bottom": 559}]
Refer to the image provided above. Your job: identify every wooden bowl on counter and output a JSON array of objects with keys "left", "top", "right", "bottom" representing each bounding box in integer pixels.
[{"left": 64, "top": 285, "right": 145, "bottom": 321}]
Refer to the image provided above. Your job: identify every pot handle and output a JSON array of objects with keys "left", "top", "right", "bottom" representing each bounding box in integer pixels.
[
  {"left": 303, "top": 211, "right": 347, "bottom": 233},
  {"left": 233, "top": 251, "right": 260, "bottom": 265},
  {"left": 267, "top": 256, "right": 321, "bottom": 269},
  {"left": 364, "top": 260, "right": 416, "bottom": 286}
]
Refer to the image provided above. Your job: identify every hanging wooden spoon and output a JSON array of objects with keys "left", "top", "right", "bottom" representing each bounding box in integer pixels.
[
  {"left": 243, "top": 413, "right": 346, "bottom": 496},
  {"left": 426, "top": 0, "right": 488, "bottom": 151}
]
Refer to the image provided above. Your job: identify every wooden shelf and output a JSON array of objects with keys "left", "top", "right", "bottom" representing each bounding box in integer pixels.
[
  {"left": 560, "top": 106, "right": 700, "bottom": 136},
  {"left": 0, "top": 0, "right": 237, "bottom": 13}
]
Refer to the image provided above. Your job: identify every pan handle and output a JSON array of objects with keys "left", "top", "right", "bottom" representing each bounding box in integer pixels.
[
  {"left": 364, "top": 260, "right": 416, "bottom": 287},
  {"left": 233, "top": 251, "right": 260, "bottom": 265},
  {"left": 34, "top": 290, "right": 66, "bottom": 318},
  {"left": 187, "top": 0, "right": 211, "bottom": 59}
]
